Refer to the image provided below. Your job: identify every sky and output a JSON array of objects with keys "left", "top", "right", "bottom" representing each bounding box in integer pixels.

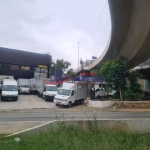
[{"left": 0, "top": 0, "right": 111, "bottom": 69}]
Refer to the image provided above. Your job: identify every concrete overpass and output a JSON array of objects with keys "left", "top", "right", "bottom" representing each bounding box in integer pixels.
[{"left": 74, "top": 0, "right": 150, "bottom": 73}]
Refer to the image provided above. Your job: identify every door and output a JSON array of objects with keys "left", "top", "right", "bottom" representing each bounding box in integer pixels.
[{"left": 70, "top": 90, "right": 75, "bottom": 103}]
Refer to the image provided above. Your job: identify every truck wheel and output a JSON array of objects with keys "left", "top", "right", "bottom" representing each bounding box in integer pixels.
[
  {"left": 81, "top": 99, "right": 84, "bottom": 104},
  {"left": 97, "top": 95, "right": 100, "bottom": 100},
  {"left": 38, "top": 93, "right": 40, "bottom": 97},
  {"left": 44, "top": 96, "right": 47, "bottom": 101},
  {"left": 68, "top": 102, "right": 72, "bottom": 108}
]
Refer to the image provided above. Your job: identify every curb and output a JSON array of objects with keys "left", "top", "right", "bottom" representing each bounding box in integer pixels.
[{"left": 110, "top": 109, "right": 150, "bottom": 112}]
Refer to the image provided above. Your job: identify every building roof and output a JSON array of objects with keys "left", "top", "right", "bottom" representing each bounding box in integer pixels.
[{"left": 0, "top": 47, "right": 51, "bottom": 67}]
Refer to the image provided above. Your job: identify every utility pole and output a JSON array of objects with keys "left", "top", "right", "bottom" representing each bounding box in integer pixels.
[{"left": 78, "top": 42, "right": 80, "bottom": 71}]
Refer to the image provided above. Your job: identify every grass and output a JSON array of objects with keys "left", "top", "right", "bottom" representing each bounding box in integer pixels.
[{"left": 0, "top": 122, "right": 150, "bottom": 150}]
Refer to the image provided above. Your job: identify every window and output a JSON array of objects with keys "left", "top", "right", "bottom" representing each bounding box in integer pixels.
[
  {"left": 20, "top": 85, "right": 29, "bottom": 88},
  {"left": 71, "top": 91, "right": 74, "bottom": 96},
  {"left": 44, "top": 86, "right": 46, "bottom": 91},
  {"left": 3, "top": 85, "right": 18, "bottom": 91},
  {"left": 58, "top": 89, "right": 71, "bottom": 96},
  {"left": 47, "top": 86, "right": 58, "bottom": 91}
]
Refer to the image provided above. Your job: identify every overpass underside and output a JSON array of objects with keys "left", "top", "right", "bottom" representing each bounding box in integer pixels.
[{"left": 86, "top": 0, "right": 150, "bottom": 71}]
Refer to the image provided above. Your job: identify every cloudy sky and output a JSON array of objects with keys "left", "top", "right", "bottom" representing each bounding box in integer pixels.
[{"left": 0, "top": 0, "right": 111, "bottom": 69}]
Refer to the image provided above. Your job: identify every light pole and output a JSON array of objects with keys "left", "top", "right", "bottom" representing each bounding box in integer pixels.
[{"left": 78, "top": 42, "right": 80, "bottom": 71}]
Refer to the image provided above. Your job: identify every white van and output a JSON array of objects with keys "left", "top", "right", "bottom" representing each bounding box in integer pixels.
[{"left": 1, "top": 79, "right": 18, "bottom": 101}]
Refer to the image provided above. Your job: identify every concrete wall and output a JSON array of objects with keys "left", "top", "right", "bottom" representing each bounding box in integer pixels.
[
  {"left": 2, "top": 119, "right": 150, "bottom": 136},
  {"left": 88, "top": 100, "right": 115, "bottom": 108},
  {"left": 0, "top": 121, "right": 48, "bottom": 134}
]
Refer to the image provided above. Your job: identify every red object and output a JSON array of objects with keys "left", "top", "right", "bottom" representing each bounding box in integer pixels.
[{"left": 44, "top": 77, "right": 70, "bottom": 85}]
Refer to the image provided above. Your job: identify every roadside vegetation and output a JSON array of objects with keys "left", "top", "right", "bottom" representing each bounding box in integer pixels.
[
  {"left": 92, "top": 57, "right": 147, "bottom": 102},
  {"left": 0, "top": 123, "right": 150, "bottom": 150}
]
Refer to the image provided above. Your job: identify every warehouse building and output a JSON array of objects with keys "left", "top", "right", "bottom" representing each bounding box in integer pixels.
[{"left": 0, "top": 47, "right": 52, "bottom": 79}]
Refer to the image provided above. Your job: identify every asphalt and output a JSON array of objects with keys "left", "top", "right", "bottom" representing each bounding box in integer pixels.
[{"left": 0, "top": 111, "right": 150, "bottom": 122}]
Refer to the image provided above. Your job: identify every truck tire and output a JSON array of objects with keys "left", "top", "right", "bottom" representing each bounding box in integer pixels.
[
  {"left": 38, "top": 93, "right": 40, "bottom": 97},
  {"left": 44, "top": 96, "right": 47, "bottom": 101},
  {"left": 97, "top": 95, "right": 100, "bottom": 100},
  {"left": 68, "top": 102, "right": 72, "bottom": 108},
  {"left": 81, "top": 99, "right": 84, "bottom": 104}
]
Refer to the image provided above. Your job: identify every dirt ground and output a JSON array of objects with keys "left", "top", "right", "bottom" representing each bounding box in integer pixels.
[{"left": 113, "top": 101, "right": 150, "bottom": 109}]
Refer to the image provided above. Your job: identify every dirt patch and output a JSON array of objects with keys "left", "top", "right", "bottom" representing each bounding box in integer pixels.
[{"left": 112, "top": 101, "right": 150, "bottom": 109}]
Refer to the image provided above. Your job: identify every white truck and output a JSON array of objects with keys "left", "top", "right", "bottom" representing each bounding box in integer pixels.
[
  {"left": 30, "top": 78, "right": 36, "bottom": 94},
  {"left": 54, "top": 82, "right": 88, "bottom": 108},
  {"left": 35, "top": 78, "right": 58, "bottom": 101},
  {"left": 94, "top": 84, "right": 116, "bottom": 99},
  {"left": 17, "top": 78, "right": 30, "bottom": 94},
  {"left": 1, "top": 79, "right": 18, "bottom": 101}
]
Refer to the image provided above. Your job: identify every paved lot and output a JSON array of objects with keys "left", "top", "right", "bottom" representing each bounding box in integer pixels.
[{"left": 0, "top": 95, "right": 105, "bottom": 112}]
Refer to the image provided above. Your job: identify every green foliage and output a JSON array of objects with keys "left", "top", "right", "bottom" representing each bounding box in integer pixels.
[
  {"left": 51, "top": 59, "right": 71, "bottom": 73},
  {"left": 99, "top": 61, "right": 112, "bottom": 83},
  {"left": 109, "top": 60, "right": 126, "bottom": 90},
  {"left": 142, "top": 92, "right": 150, "bottom": 99},
  {"left": 66, "top": 68, "right": 75, "bottom": 77},
  {"left": 109, "top": 60, "right": 126, "bottom": 103},
  {"left": 1, "top": 123, "right": 150, "bottom": 150},
  {"left": 125, "top": 71, "right": 143, "bottom": 100}
]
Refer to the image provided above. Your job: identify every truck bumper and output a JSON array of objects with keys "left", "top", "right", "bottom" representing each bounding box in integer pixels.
[
  {"left": 54, "top": 100, "right": 68, "bottom": 105},
  {"left": 1, "top": 95, "right": 18, "bottom": 101},
  {"left": 44, "top": 96, "right": 55, "bottom": 101}
]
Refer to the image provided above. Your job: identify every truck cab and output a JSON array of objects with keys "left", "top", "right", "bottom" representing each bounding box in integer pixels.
[
  {"left": 95, "top": 88, "right": 105, "bottom": 99},
  {"left": 19, "top": 84, "right": 30, "bottom": 94},
  {"left": 54, "top": 88, "right": 76, "bottom": 107},
  {"left": 42, "top": 84, "right": 58, "bottom": 101}
]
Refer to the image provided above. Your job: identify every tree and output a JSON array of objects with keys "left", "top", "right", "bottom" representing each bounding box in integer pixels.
[
  {"left": 50, "top": 59, "right": 71, "bottom": 73},
  {"left": 125, "top": 71, "right": 142, "bottom": 100},
  {"left": 99, "top": 61, "right": 112, "bottom": 99},
  {"left": 66, "top": 68, "right": 75, "bottom": 77},
  {"left": 109, "top": 60, "right": 126, "bottom": 104}
]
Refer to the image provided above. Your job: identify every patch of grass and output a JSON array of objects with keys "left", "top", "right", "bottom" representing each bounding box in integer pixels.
[{"left": 0, "top": 123, "right": 150, "bottom": 150}]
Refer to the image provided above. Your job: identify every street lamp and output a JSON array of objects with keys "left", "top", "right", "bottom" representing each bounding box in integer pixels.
[{"left": 78, "top": 42, "right": 80, "bottom": 71}]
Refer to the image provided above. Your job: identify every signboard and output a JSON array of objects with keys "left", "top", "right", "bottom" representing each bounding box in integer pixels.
[
  {"left": 80, "top": 71, "right": 97, "bottom": 77},
  {"left": 38, "top": 65, "right": 48, "bottom": 68},
  {"left": 22, "top": 66, "right": 30, "bottom": 70},
  {"left": 10, "top": 65, "right": 19, "bottom": 70},
  {"left": 50, "top": 67, "right": 67, "bottom": 82},
  {"left": 72, "top": 76, "right": 106, "bottom": 83},
  {"left": 92, "top": 56, "right": 97, "bottom": 59}
]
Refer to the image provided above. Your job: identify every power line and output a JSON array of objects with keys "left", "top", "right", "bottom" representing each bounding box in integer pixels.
[{"left": 81, "top": 0, "right": 107, "bottom": 57}]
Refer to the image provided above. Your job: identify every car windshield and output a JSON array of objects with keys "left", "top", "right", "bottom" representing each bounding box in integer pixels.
[
  {"left": 20, "top": 85, "right": 29, "bottom": 88},
  {"left": 58, "top": 89, "right": 71, "bottom": 96},
  {"left": 3, "top": 85, "right": 18, "bottom": 91},
  {"left": 47, "top": 86, "right": 58, "bottom": 91}
]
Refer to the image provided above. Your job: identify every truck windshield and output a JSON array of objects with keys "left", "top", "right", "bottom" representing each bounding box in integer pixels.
[
  {"left": 20, "top": 85, "right": 29, "bottom": 88},
  {"left": 3, "top": 85, "right": 18, "bottom": 91},
  {"left": 58, "top": 89, "right": 71, "bottom": 96},
  {"left": 47, "top": 86, "right": 58, "bottom": 91}
]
